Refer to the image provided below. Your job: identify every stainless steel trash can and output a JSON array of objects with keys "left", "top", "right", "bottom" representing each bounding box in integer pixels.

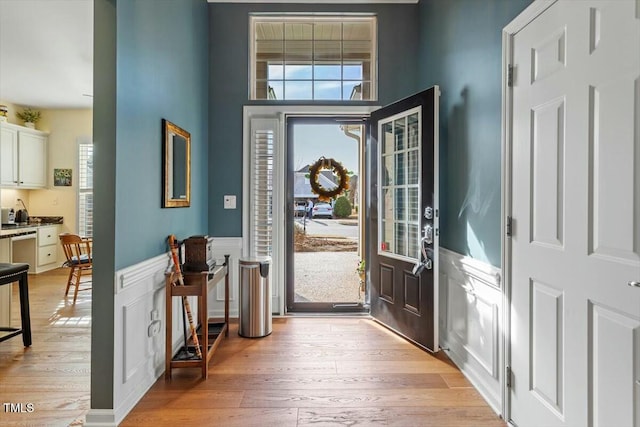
[{"left": 238, "top": 256, "right": 272, "bottom": 337}]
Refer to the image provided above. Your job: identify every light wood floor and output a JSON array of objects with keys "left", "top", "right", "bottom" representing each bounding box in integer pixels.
[
  {"left": 0, "top": 269, "right": 505, "bottom": 427},
  {"left": 0, "top": 268, "right": 90, "bottom": 427},
  {"left": 123, "top": 319, "right": 505, "bottom": 427}
]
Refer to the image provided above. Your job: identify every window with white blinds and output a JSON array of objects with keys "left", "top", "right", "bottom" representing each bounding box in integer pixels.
[
  {"left": 78, "top": 141, "right": 93, "bottom": 237},
  {"left": 248, "top": 118, "right": 278, "bottom": 257}
]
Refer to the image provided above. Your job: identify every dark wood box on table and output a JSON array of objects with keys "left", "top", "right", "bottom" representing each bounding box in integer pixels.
[{"left": 183, "top": 235, "right": 215, "bottom": 272}]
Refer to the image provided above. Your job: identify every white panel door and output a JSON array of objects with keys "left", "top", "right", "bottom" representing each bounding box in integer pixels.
[{"left": 510, "top": 1, "right": 640, "bottom": 426}]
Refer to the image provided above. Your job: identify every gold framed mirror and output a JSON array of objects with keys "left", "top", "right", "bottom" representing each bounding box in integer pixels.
[{"left": 162, "top": 119, "right": 191, "bottom": 208}]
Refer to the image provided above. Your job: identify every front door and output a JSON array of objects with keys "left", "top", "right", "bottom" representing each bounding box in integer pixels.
[
  {"left": 368, "top": 87, "right": 439, "bottom": 352},
  {"left": 285, "top": 116, "right": 366, "bottom": 313},
  {"left": 509, "top": 1, "right": 640, "bottom": 426}
]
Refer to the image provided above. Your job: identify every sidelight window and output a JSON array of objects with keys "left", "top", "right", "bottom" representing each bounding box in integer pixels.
[
  {"left": 379, "top": 108, "right": 421, "bottom": 261},
  {"left": 250, "top": 15, "right": 377, "bottom": 101}
]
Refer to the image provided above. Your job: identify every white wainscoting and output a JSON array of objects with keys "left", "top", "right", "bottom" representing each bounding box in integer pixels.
[
  {"left": 208, "top": 237, "right": 243, "bottom": 318},
  {"left": 439, "top": 248, "right": 503, "bottom": 413},
  {"left": 110, "top": 253, "right": 173, "bottom": 425},
  {"left": 97, "top": 251, "right": 202, "bottom": 426},
  {"left": 87, "top": 240, "right": 244, "bottom": 426}
]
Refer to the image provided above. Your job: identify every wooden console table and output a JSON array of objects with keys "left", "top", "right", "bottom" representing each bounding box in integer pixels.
[{"left": 165, "top": 255, "right": 229, "bottom": 379}]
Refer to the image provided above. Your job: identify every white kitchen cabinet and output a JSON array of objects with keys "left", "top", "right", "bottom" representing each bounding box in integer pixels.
[
  {"left": 0, "top": 122, "right": 48, "bottom": 188},
  {"left": 11, "top": 225, "right": 59, "bottom": 274},
  {"left": 0, "top": 126, "right": 18, "bottom": 187},
  {"left": 36, "top": 225, "right": 58, "bottom": 273}
]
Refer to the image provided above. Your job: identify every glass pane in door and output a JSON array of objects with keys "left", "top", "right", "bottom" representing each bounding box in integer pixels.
[
  {"left": 288, "top": 118, "right": 365, "bottom": 312},
  {"left": 377, "top": 107, "right": 422, "bottom": 262}
]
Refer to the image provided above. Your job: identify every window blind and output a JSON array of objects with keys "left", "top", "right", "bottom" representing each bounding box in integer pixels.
[
  {"left": 249, "top": 118, "right": 278, "bottom": 257},
  {"left": 78, "top": 142, "right": 93, "bottom": 237}
]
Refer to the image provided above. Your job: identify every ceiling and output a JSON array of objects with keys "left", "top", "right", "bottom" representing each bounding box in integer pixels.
[{"left": 0, "top": 0, "right": 93, "bottom": 109}]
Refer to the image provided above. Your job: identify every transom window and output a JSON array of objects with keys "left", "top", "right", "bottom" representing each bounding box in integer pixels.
[{"left": 250, "top": 15, "right": 377, "bottom": 101}]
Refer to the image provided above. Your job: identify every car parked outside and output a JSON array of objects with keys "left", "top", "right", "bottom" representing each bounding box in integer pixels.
[
  {"left": 312, "top": 202, "right": 333, "bottom": 219},
  {"left": 294, "top": 202, "right": 307, "bottom": 217}
]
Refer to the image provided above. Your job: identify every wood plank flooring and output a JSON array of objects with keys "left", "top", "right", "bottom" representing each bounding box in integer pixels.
[
  {"left": 123, "top": 318, "right": 506, "bottom": 427},
  {"left": 0, "top": 269, "right": 505, "bottom": 427},
  {"left": 0, "top": 268, "right": 90, "bottom": 427}
]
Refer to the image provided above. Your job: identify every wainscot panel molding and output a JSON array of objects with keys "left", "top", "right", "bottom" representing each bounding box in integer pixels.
[
  {"left": 208, "top": 237, "right": 242, "bottom": 318},
  {"left": 109, "top": 252, "right": 197, "bottom": 425},
  {"left": 439, "top": 248, "right": 503, "bottom": 414},
  {"left": 116, "top": 252, "right": 172, "bottom": 293}
]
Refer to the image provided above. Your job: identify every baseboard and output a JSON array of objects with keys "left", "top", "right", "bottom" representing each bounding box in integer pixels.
[{"left": 84, "top": 409, "right": 117, "bottom": 427}]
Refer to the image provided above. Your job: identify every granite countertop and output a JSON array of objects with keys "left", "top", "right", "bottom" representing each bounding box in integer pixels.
[
  {"left": 0, "top": 217, "right": 63, "bottom": 238},
  {"left": 27, "top": 216, "right": 64, "bottom": 225},
  {"left": 0, "top": 227, "right": 37, "bottom": 238}
]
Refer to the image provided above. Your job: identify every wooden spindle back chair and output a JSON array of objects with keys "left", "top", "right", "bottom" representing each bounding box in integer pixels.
[{"left": 59, "top": 233, "right": 92, "bottom": 304}]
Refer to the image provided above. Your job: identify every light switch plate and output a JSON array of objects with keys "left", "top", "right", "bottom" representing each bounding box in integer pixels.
[{"left": 224, "top": 195, "right": 236, "bottom": 209}]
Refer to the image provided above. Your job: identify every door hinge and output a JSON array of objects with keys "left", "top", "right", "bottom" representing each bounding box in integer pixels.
[
  {"left": 506, "top": 216, "right": 513, "bottom": 237},
  {"left": 507, "top": 64, "right": 514, "bottom": 87},
  {"left": 506, "top": 366, "right": 513, "bottom": 388}
]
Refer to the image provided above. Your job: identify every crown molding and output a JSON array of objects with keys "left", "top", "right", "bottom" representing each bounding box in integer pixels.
[{"left": 208, "top": 0, "right": 418, "bottom": 3}]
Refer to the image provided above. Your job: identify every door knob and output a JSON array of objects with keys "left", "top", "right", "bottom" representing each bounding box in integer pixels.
[
  {"left": 423, "top": 225, "right": 433, "bottom": 245},
  {"left": 628, "top": 281, "right": 640, "bottom": 288}
]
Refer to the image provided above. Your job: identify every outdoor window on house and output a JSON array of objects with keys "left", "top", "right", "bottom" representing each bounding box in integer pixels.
[
  {"left": 250, "top": 15, "right": 377, "bottom": 101},
  {"left": 78, "top": 141, "right": 93, "bottom": 237}
]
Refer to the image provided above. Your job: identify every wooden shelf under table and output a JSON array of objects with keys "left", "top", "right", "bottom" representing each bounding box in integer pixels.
[{"left": 165, "top": 258, "right": 229, "bottom": 380}]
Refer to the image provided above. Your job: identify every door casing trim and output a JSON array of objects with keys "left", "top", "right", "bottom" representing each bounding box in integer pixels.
[
  {"left": 501, "top": 0, "right": 558, "bottom": 422},
  {"left": 243, "top": 105, "right": 379, "bottom": 315},
  {"left": 285, "top": 115, "right": 368, "bottom": 313}
]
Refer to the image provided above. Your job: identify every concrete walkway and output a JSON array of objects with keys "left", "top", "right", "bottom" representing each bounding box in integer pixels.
[{"left": 293, "top": 251, "right": 361, "bottom": 303}]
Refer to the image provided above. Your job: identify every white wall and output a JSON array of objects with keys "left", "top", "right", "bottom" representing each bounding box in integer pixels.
[{"left": 207, "top": 237, "right": 242, "bottom": 318}]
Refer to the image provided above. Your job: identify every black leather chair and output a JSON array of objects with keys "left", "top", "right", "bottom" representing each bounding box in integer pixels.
[{"left": 0, "top": 263, "right": 32, "bottom": 347}]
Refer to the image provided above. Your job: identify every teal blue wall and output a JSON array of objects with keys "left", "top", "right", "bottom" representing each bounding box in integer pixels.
[
  {"left": 92, "top": 0, "right": 208, "bottom": 409},
  {"left": 418, "top": 0, "right": 531, "bottom": 267},
  {"left": 208, "top": 3, "right": 420, "bottom": 237},
  {"left": 92, "top": 0, "right": 117, "bottom": 410},
  {"left": 114, "top": 0, "right": 209, "bottom": 269},
  {"left": 89, "top": 0, "right": 534, "bottom": 412}
]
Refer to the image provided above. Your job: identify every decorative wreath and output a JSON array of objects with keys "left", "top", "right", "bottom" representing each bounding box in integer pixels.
[{"left": 309, "top": 156, "right": 350, "bottom": 202}]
